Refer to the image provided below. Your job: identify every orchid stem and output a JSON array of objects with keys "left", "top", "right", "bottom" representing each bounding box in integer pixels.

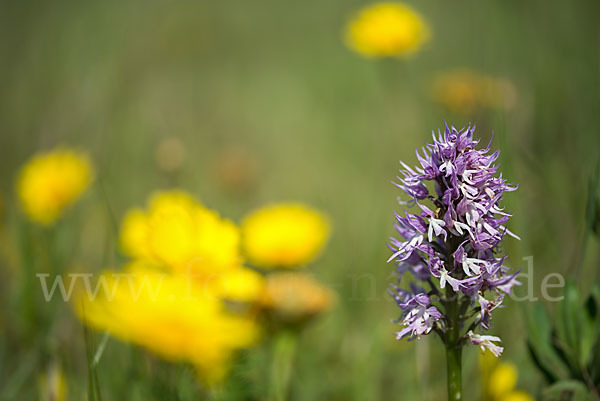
[
  {"left": 445, "top": 288, "right": 462, "bottom": 401},
  {"left": 445, "top": 343, "right": 462, "bottom": 401}
]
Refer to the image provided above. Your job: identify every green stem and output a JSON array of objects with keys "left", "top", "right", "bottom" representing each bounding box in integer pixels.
[
  {"left": 268, "top": 330, "right": 297, "bottom": 401},
  {"left": 445, "top": 343, "right": 462, "bottom": 401},
  {"left": 445, "top": 288, "right": 462, "bottom": 401},
  {"left": 19, "top": 220, "right": 36, "bottom": 339}
]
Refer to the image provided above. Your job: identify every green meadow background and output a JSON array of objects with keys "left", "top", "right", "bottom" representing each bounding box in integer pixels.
[{"left": 0, "top": 0, "right": 599, "bottom": 400}]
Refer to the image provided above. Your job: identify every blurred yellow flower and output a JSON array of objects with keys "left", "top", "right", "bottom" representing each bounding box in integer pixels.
[
  {"left": 345, "top": 2, "right": 430, "bottom": 58},
  {"left": 120, "top": 190, "right": 242, "bottom": 277},
  {"left": 75, "top": 262, "right": 261, "bottom": 384},
  {"left": 17, "top": 148, "right": 94, "bottom": 225},
  {"left": 39, "top": 363, "right": 67, "bottom": 401},
  {"left": 242, "top": 203, "right": 330, "bottom": 268},
  {"left": 261, "top": 272, "right": 335, "bottom": 324},
  {"left": 489, "top": 362, "right": 518, "bottom": 399},
  {"left": 481, "top": 352, "right": 535, "bottom": 401},
  {"left": 432, "top": 69, "right": 517, "bottom": 114},
  {"left": 215, "top": 267, "right": 265, "bottom": 304}
]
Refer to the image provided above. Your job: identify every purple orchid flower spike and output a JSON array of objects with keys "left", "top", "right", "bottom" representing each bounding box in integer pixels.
[{"left": 387, "top": 124, "right": 519, "bottom": 401}]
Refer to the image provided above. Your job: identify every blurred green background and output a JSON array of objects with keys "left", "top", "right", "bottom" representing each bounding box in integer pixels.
[{"left": 0, "top": 0, "right": 599, "bottom": 400}]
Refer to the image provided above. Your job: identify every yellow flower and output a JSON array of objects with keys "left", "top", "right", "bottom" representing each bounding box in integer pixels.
[
  {"left": 17, "top": 148, "right": 94, "bottom": 225},
  {"left": 75, "top": 262, "right": 261, "bottom": 384},
  {"left": 480, "top": 352, "right": 535, "bottom": 401},
  {"left": 39, "top": 363, "right": 67, "bottom": 401},
  {"left": 242, "top": 203, "right": 330, "bottom": 268},
  {"left": 489, "top": 362, "right": 518, "bottom": 400},
  {"left": 345, "top": 2, "right": 430, "bottom": 58},
  {"left": 120, "top": 190, "right": 242, "bottom": 277},
  {"left": 215, "top": 267, "right": 265, "bottom": 304},
  {"left": 260, "top": 272, "right": 335, "bottom": 324},
  {"left": 432, "top": 69, "right": 517, "bottom": 114}
]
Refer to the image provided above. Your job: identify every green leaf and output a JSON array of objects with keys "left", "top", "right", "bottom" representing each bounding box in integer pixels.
[
  {"left": 540, "top": 380, "right": 595, "bottom": 401},
  {"left": 555, "top": 280, "right": 583, "bottom": 374},
  {"left": 587, "top": 284, "right": 600, "bottom": 383},
  {"left": 581, "top": 284, "right": 600, "bottom": 369},
  {"left": 586, "top": 162, "right": 600, "bottom": 236},
  {"left": 592, "top": 200, "right": 600, "bottom": 235},
  {"left": 83, "top": 321, "right": 103, "bottom": 401},
  {"left": 524, "top": 302, "right": 570, "bottom": 381}
]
